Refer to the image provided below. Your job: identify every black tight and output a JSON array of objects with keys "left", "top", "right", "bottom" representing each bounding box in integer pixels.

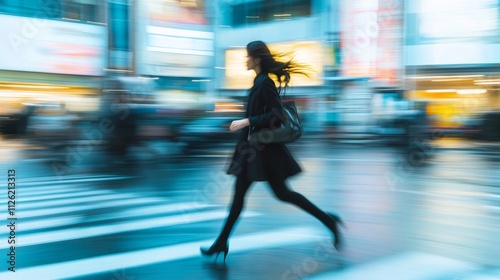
[
  {"left": 217, "top": 175, "right": 253, "bottom": 242},
  {"left": 216, "top": 173, "right": 333, "bottom": 242},
  {"left": 267, "top": 176, "right": 334, "bottom": 229}
]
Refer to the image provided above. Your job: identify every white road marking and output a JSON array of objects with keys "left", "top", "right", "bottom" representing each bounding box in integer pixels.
[
  {"left": 15, "top": 197, "right": 166, "bottom": 219},
  {"left": 3, "top": 202, "right": 214, "bottom": 233},
  {"left": 19, "top": 190, "right": 114, "bottom": 202},
  {"left": 1, "top": 226, "right": 320, "bottom": 280},
  {"left": 10, "top": 193, "right": 140, "bottom": 210},
  {"left": 0, "top": 210, "right": 262, "bottom": 249}
]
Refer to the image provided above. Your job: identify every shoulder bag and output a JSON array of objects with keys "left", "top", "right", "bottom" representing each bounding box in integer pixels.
[{"left": 248, "top": 101, "right": 302, "bottom": 144}]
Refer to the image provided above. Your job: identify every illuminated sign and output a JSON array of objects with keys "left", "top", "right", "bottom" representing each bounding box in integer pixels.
[
  {"left": 0, "top": 14, "right": 106, "bottom": 76},
  {"left": 146, "top": 0, "right": 209, "bottom": 25},
  {"left": 135, "top": 0, "right": 213, "bottom": 77},
  {"left": 406, "top": 0, "right": 500, "bottom": 66},
  {"left": 224, "top": 41, "right": 325, "bottom": 89},
  {"left": 340, "top": 0, "right": 403, "bottom": 84},
  {"left": 419, "top": 0, "right": 498, "bottom": 40}
]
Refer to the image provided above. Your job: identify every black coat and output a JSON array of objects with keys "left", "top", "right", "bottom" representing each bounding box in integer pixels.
[{"left": 226, "top": 72, "right": 302, "bottom": 181}]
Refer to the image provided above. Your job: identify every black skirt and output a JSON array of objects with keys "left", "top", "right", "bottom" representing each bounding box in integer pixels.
[{"left": 227, "top": 137, "right": 302, "bottom": 182}]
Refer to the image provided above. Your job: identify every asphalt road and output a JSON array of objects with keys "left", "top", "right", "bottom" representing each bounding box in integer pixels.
[{"left": 1, "top": 137, "right": 499, "bottom": 280}]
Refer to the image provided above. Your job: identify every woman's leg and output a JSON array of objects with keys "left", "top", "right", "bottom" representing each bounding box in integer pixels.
[
  {"left": 215, "top": 174, "right": 253, "bottom": 243},
  {"left": 267, "top": 175, "right": 337, "bottom": 230}
]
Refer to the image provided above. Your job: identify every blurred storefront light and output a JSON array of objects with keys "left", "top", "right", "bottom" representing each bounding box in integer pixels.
[
  {"left": 146, "top": 26, "right": 213, "bottom": 39},
  {"left": 426, "top": 89, "right": 457, "bottom": 93},
  {"left": 457, "top": 89, "right": 487, "bottom": 95},
  {"left": 431, "top": 79, "right": 470, "bottom": 82},
  {"left": 475, "top": 81, "right": 500, "bottom": 85},
  {"left": 408, "top": 75, "right": 485, "bottom": 80},
  {"left": 214, "top": 102, "right": 244, "bottom": 113},
  {"left": 0, "top": 82, "right": 100, "bottom": 113},
  {"left": 223, "top": 40, "right": 325, "bottom": 89},
  {"left": 0, "top": 84, "right": 69, "bottom": 90},
  {"left": 474, "top": 79, "right": 500, "bottom": 83},
  {"left": 138, "top": 76, "right": 159, "bottom": 80}
]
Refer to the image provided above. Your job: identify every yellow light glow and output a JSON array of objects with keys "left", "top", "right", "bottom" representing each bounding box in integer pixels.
[
  {"left": 0, "top": 84, "right": 69, "bottom": 89},
  {"left": 426, "top": 89, "right": 457, "bottom": 93},
  {"left": 224, "top": 40, "right": 324, "bottom": 89},
  {"left": 409, "top": 75, "right": 485, "bottom": 80},
  {"left": 474, "top": 79, "right": 500, "bottom": 82},
  {"left": 457, "top": 89, "right": 487, "bottom": 94},
  {"left": 475, "top": 81, "right": 500, "bottom": 85},
  {"left": 431, "top": 79, "right": 468, "bottom": 82}
]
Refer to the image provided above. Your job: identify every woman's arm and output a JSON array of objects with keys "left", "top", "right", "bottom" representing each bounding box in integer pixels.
[
  {"left": 229, "top": 118, "right": 250, "bottom": 132},
  {"left": 229, "top": 78, "right": 284, "bottom": 132},
  {"left": 248, "top": 79, "right": 284, "bottom": 128}
]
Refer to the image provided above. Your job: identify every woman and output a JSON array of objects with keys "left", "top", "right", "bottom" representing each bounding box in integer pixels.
[{"left": 201, "top": 41, "right": 344, "bottom": 262}]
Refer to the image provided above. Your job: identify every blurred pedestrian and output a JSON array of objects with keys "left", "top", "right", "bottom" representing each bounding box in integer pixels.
[{"left": 200, "top": 41, "right": 344, "bottom": 263}]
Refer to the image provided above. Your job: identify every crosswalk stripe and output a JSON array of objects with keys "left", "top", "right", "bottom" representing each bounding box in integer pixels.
[
  {"left": 11, "top": 184, "right": 91, "bottom": 193},
  {"left": 9, "top": 193, "right": 139, "bottom": 210},
  {"left": 13, "top": 216, "right": 82, "bottom": 232},
  {"left": 18, "top": 189, "right": 113, "bottom": 202},
  {"left": 15, "top": 186, "right": 91, "bottom": 197},
  {"left": 93, "top": 202, "right": 216, "bottom": 221},
  {"left": 3, "top": 203, "right": 215, "bottom": 233},
  {"left": 17, "top": 175, "right": 134, "bottom": 186},
  {"left": 0, "top": 210, "right": 261, "bottom": 249},
  {"left": 17, "top": 174, "right": 128, "bottom": 183},
  {"left": 308, "top": 251, "right": 481, "bottom": 280},
  {"left": 17, "top": 176, "right": 133, "bottom": 187},
  {"left": 16, "top": 197, "right": 166, "bottom": 219},
  {"left": 2, "top": 226, "right": 319, "bottom": 280}
]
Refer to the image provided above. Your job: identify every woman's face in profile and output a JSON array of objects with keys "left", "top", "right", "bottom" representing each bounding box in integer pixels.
[{"left": 246, "top": 52, "right": 259, "bottom": 71}]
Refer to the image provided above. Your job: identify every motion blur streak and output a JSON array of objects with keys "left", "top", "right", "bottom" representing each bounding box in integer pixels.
[{"left": 0, "top": 0, "right": 499, "bottom": 279}]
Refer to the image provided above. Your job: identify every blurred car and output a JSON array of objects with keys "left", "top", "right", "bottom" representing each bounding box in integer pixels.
[
  {"left": 100, "top": 76, "right": 195, "bottom": 157},
  {"left": 454, "top": 117, "right": 483, "bottom": 140},
  {"left": 375, "top": 109, "right": 429, "bottom": 146},
  {"left": 25, "top": 102, "right": 78, "bottom": 144},
  {"left": 178, "top": 116, "right": 241, "bottom": 152},
  {"left": 0, "top": 110, "right": 27, "bottom": 135},
  {"left": 475, "top": 112, "right": 500, "bottom": 152},
  {"left": 479, "top": 112, "right": 500, "bottom": 141}
]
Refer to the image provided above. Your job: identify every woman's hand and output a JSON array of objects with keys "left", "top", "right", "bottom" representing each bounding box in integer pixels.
[{"left": 229, "top": 118, "right": 250, "bottom": 132}]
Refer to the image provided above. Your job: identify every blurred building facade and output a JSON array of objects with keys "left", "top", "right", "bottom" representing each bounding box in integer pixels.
[
  {"left": 403, "top": 0, "right": 500, "bottom": 129},
  {"left": 0, "top": 0, "right": 107, "bottom": 113},
  {"left": 2, "top": 0, "right": 500, "bottom": 132},
  {"left": 212, "top": 0, "right": 341, "bottom": 132}
]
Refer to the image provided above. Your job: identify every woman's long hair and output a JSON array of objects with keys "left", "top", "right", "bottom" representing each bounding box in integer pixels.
[{"left": 247, "top": 40, "right": 309, "bottom": 94}]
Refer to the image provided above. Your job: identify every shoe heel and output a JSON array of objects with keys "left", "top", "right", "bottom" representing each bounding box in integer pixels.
[
  {"left": 200, "top": 240, "right": 229, "bottom": 263},
  {"left": 223, "top": 248, "right": 228, "bottom": 263},
  {"left": 327, "top": 212, "right": 345, "bottom": 251}
]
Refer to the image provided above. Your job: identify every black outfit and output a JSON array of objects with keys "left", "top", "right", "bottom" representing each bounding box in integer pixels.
[
  {"left": 213, "top": 72, "right": 339, "bottom": 246},
  {"left": 227, "top": 71, "right": 302, "bottom": 181}
]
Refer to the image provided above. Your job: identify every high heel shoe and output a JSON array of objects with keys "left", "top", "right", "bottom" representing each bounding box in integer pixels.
[
  {"left": 326, "top": 212, "right": 345, "bottom": 251},
  {"left": 200, "top": 240, "right": 229, "bottom": 263}
]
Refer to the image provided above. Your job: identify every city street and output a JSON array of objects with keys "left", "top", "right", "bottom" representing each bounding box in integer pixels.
[
  {"left": 1, "top": 137, "right": 499, "bottom": 280},
  {"left": 2, "top": 0, "right": 500, "bottom": 279}
]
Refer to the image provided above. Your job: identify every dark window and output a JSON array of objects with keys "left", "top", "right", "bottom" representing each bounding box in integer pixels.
[
  {"left": 232, "top": 0, "right": 312, "bottom": 27},
  {"left": 109, "top": 2, "right": 130, "bottom": 51},
  {"left": 0, "top": 0, "right": 104, "bottom": 23},
  {"left": 0, "top": 0, "right": 62, "bottom": 18},
  {"left": 64, "top": 2, "right": 82, "bottom": 20}
]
